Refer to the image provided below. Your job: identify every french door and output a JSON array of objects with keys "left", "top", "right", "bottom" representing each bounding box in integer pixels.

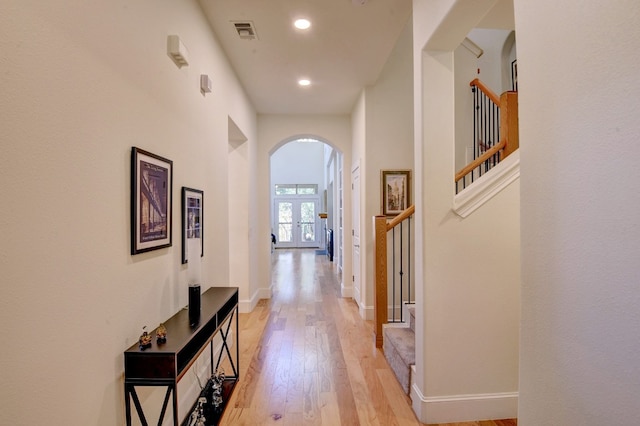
[{"left": 274, "top": 198, "right": 320, "bottom": 248}]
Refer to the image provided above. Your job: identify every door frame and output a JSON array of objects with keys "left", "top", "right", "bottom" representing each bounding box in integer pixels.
[
  {"left": 351, "top": 163, "right": 362, "bottom": 312},
  {"left": 273, "top": 196, "right": 321, "bottom": 248}
]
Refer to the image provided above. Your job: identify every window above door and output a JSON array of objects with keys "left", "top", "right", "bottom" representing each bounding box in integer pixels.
[{"left": 274, "top": 184, "right": 318, "bottom": 196}]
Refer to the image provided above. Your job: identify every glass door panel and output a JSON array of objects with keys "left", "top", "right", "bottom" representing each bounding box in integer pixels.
[
  {"left": 298, "top": 201, "right": 316, "bottom": 246},
  {"left": 274, "top": 198, "right": 319, "bottom": 248},
  {"left": 276, "top": 201, "right": 293, "bottom": 245}
]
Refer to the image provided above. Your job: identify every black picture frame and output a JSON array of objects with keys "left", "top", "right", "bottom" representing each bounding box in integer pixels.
[
  {"left": 182, "top": 187, "right": 204, "bottom": 264},
  {"left": 131, "top": 147, "right": 173, "bottom": 255},
  {"left": 381, "top": 169, "right": 411, "bottom": 216}
]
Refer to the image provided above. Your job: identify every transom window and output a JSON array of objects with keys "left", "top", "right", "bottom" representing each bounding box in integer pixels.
[{"left": 275, "top": 184, "right": 318, "bottom": 196}]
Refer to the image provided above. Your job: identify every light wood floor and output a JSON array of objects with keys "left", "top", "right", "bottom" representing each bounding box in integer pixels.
[{"left": 219, "top": 249, "right": 516, "bottom": 426}]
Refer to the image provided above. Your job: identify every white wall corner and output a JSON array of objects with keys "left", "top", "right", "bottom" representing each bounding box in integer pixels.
[
  {"left": 359, "top": 304, "right": 374, "bottom": 321},
  {"left": 411, "top": 365, "right": 424, "bottom": 419},
  {"left": 238, "top": 286, "right": 272, "bottom": 313},
  {"left": 341, "top": 282, "right": 353, "bottom": 298},
  {"left": 453, "top": 150, "right": 520, "bottom": 218},
  {"left": 411, "top": 379, "right": 518, "bottom": 424}
]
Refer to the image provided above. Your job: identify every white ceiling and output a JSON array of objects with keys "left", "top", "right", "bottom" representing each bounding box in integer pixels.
[{"left": 198, "top": 0, "right": 412, "bottom": 115}]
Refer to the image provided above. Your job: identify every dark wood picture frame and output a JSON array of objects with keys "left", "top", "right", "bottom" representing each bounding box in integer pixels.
[
  {"left": 131, "top": 147, "right": 173, "bottom": 255},
  {"left": 181, "top": 187, "right": 204, "bottom": 264},
  {"left": 381, "top": 169, "right": 411, "bottom": 216}
]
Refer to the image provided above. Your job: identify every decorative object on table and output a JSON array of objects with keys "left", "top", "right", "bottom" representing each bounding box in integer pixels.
[
  {"left": 188, "top": 284, "right": 201, "bottom": 328},
  {"left": 210, "top": 368, "right": 226, "bottom": 411},
  {"left": 156, "top": 323, "right": 167, "bottom": 344},
  {"left": 181, "top": 187, "right": 204, "bottom": 264},
  {"left": 131, "top": 147, "right": 173, "bottom": 255},
  {"left": 381, "top": 169, "right": 411, "bottom": 216},
  {"left": 187, "top": 396, "right": 207, "bottom": 426},
  {"left": 193, "top": 367, "right": 226, "bottom": 423},
  {"left": 185, "top": 191, "right": 203, "bottom": 328},
  {"left": 138, "top": 326, "right": 152, "bottom": 350}
]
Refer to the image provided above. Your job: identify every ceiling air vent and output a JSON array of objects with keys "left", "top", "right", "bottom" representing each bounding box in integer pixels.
[{"left": 233, "top": 21, "right": 258, "bottom": 40}]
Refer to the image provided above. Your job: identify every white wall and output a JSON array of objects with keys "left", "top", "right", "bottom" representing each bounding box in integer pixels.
[
  {"left": 271, "top": 141, "right": 326, "bottom": 190},
  {"left": 228, "top": 117, "right": 258, "bottom": 314},
  {"left": 257, "top": 114, "right": 352, "bottom": 296},
  {"left": 353, "top": 18, "right": 414, "bottom": 319},
  {"left": 412, "top": 0, "right": 521, "bottom": 423},
  {"left": 469, "top": 29, "right": 513, "bottom": 95},
  {"left": 454, "top": 42, "right": 481, "bottom": 171},
  {"left": 515, "top": 0, "right": 640, "bottom": 424},
  {"left": 351, "top": 94, "right": 366, "bottom": 306},
  {"left": 0, "top": 1, "right": 256, "bottom": 424}
]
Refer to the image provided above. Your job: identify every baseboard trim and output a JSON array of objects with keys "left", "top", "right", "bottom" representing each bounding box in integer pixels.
[
  {"left": 239, "top": 287, "right": 271, "bottom": 313},
  {"left": 411, "top": 381, "right": 518, "bottom": 424},
  {"left": 359, "top": 304, "right": 373, "bottom": 321},
  {"left": 341, "top": 283, "right": 353, "bottom": 298}
]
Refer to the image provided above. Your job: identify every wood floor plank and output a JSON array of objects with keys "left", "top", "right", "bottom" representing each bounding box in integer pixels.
[
  {"left": 285, "top": 344, "right": 305, "bottom": 414},
  {"left": 303, "top": 371, "right": 321, "bottom": 425},
  {"left": 376, "top": 368, "right": 421, "bottom": 424},
  {"left": 319, "top": 391, "right": 341, "bottom": 425}
]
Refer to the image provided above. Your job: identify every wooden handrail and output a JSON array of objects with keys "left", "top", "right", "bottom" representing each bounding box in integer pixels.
[
  {"left": 455, "top": 86, "right": 518, "bottom": 187},
  {"left": 387, "top": 204, "right": 415, "bottom": 231},
  {"left": 455, "top": 139, "right": 506, "bottom": 183},
  {"left": 470, "top": 78, "right": 500, "bottom": 105}
]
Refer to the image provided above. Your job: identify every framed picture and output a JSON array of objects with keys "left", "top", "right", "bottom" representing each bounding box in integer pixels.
[
  {"left": 131, "top": 147, "right": 173, "bottom": 254},
  {"left": 381, "top": 169, "right": 411, "bottom": 216},
  {"left": 181, "top": 187, "right": 204, "bottom": 264}
]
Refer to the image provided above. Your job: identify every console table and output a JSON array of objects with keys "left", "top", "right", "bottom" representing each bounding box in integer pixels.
[{"left": 124, "top": 286, "right": 239, "bottom": 425}]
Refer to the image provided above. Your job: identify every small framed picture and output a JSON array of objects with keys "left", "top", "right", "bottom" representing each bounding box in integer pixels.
[
  {"left": 131, "top": 147, "right": 173, "bottom": 255},
  {"left": 181, "top": 187, "right": 204, "bottom": 264},
  {"left": 381, "top": 169, "right": 411, "bottom": 216}
]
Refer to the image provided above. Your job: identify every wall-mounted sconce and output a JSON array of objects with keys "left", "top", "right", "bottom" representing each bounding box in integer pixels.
[
  {"left": 200, "top": 74, "right": 212, "bottom": 94},
  {"left": 167, "top": 35, "right": 189, "bottom": 68}
]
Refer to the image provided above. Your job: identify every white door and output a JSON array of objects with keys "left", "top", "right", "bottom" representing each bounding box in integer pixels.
[
  {"left": 351, "top": 165, "right": 361, "bottom": 308},
  {"left": 274, "top": 198, "right": 320, "bottom": 248}
]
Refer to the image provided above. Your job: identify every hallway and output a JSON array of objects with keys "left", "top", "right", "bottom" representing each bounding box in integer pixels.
[{"left": 219, "top": 248, "right": 421, "bottom": 425}]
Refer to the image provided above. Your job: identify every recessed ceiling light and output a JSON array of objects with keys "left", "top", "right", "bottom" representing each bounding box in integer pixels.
[
  {"left": 294, "top": 19, "right": 311, "bottom": 30},
  {"left": 298, "top": 79, "right": 311, "bottom": 86}
]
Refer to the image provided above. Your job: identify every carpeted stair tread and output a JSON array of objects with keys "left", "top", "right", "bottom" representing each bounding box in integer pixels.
[
  {"left": 383, "top": 325, "right": 415, "bottom": 394},
  {"left": 383, "top": 327, "right": 415, "bottom": 365}
]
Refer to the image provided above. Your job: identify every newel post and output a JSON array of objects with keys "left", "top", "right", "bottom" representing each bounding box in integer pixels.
[
  {"left": 374, "top": 215, "right": 388, "bottom": 348},
  {"left": 500, "top": 91, "right": 519, "bottom": 158}
]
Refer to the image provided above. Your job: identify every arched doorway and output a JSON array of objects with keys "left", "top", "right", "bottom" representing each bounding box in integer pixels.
[{"left": 269, "top": 137, "right": 343, "bottom": 269}]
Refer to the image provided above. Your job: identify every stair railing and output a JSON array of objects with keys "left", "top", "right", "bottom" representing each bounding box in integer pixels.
[
  {"left": 374, "top": 204, "right": 415, "bottom": 348},
  {"left": 456, "top": 78, "right": 518, "bottom": 194}
]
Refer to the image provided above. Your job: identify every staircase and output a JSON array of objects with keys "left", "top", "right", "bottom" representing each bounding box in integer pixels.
[
  {"left": 456, "top": 79, "right": 518, "bottom": 195},
  {"left": 382, "top": 304, "right": 415, "bottom": 394}
]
